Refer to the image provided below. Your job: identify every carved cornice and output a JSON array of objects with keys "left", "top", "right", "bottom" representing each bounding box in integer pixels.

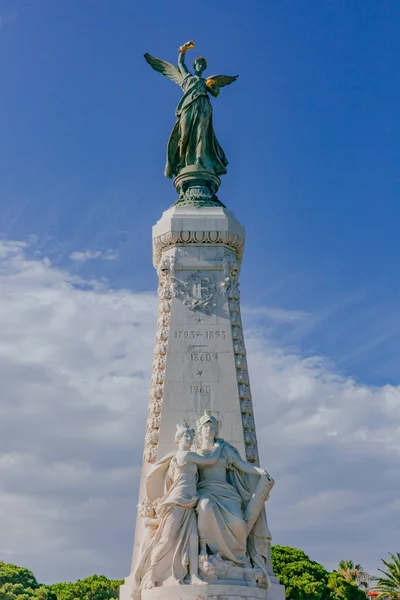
[{"left": 153, "top": 229, "right": 245, "bottom": 268}]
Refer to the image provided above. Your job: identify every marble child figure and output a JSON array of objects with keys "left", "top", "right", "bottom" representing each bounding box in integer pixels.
[
  {"left": 132, "top": 424, "right": 221, "bottom": 594},
  {"left": 135, "top": 499, "right": 159, "bottom": 562}
]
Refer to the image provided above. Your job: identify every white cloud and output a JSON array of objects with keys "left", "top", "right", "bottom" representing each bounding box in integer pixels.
[
  {"left": 0, "top": 239, "right": 399, "bottom": 584},
  {"left": 69, "top": 249, "right": 118, "bottom": 262},
  {"left": 242, "top": 305, "right": 310, "bottom": 323},
  {"left": 246, "top": 333, "right": 400, "bottom": 571}
]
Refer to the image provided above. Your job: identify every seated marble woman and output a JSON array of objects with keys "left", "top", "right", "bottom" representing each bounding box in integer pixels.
[
  {"left": 195, "top": 412, "right": 273, "bottom": 584},
  {"left": 132, "top": 423, "right": 221, "bottom": 594}
]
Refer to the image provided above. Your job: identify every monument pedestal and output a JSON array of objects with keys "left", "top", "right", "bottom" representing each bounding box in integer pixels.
[
  {"left": 120, "top": 578, "right": 285, "bottom": 600},
  {"left": 143, "top": 583, "right": 269, "bottom": 600},
  {"left": 120, "top": 203, "right": 284, "bottom": 600}
]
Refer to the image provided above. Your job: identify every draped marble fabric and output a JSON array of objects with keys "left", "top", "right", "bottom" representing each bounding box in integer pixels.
[
  {"left": 133, "top": 453, "right": 199, "bottom": 595},
  {"left": 196, "top": 441, "right": 272, "bottom": 579}
]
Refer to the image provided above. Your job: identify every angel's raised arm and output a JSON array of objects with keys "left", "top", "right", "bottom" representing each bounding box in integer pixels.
[
  {"left": 144, "top": 53, "right": 183, "bottom": 86},
  {"left": 178, "top": 50, "right": 190, "bottom": 78}
]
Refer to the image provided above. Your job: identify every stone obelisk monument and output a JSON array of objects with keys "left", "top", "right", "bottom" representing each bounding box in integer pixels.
[{"left": 120, "top": 41, "right": 285, "bottom": 600}]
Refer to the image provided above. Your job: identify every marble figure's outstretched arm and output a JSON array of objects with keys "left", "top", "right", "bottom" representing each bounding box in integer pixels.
[
  {"left": 179, "top": 443, "right": 221, "bottom": 466},
  {"left": 234, "top": 456, "right": 274, "bottom": 480}
]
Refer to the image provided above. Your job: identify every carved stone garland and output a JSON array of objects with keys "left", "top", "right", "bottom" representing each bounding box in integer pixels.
[
  {"left": 143, "top": 255, "right": 175, "bottom": 463},
  {"left": 221, "top": 254, "right": 260, "bottom": 465}
]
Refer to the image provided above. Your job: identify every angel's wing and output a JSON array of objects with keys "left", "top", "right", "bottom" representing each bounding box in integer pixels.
[
  {"left": 144, "top": 53, "right": 183, "bottom": 85},
  {"left": 206, "top": 75, "right": 238, "bottom": 88}
]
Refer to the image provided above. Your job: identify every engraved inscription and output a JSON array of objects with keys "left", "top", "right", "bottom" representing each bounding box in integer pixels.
[
  {"left": 145, "top": 245, "right": 260, "bottom": 466},
  {"left": 174, "top": 329, "right": 226, "bottom": 340},
  {"left": 190, "top": 353, "right": 213, "bottom": 362},
  {"left": 190, "top": 385, "right": 211, "bottom": 394},
  {"left": 205, "top": 330, "right": 226, "bottom": 339},
  {"left": 174, "top": 330, "right": 196, "bottom": 339}
]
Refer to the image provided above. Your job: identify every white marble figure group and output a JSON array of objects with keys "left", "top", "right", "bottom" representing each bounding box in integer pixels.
[{"left": 132, "top": 412, "right": 274, "bottom": 598}]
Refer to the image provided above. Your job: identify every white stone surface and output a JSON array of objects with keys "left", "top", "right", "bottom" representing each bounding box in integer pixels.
[
  {"left": 156, "top": 244, "right": 246, "bottom": 459},
  {"left": 152, "top": 205, "right": 246, "bottom": 268},
  {"left": 142, "top": 583, "right": 268, "bottom": 600},
  {"left": 121, "top": 580, "right": 285, "bottom": 600},
  {"left": 266, "top": 582, "right": 286, "bottom": 600},
  {"left": 121, "top": 205, "right": 284, "bottom": 600},
  {"left": 130, "top": 419, "right": 273, "bottom": 596}
]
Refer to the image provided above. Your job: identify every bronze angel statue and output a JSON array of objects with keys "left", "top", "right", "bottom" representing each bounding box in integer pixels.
[{"left": 144, "top": 41, "right": 238, "bottom": 179}]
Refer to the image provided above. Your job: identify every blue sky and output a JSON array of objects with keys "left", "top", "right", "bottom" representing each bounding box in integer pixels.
[
  {"left": 0, "top": 0, "right": 399, "bottom": 585},
  {"left": 2, "top": 0, "right": 400, "bottom": 385}
]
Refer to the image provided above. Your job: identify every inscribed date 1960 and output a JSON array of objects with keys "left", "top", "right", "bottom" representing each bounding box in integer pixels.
[{"left": 190, "top": 385, "right": 211, "bottom": 394}]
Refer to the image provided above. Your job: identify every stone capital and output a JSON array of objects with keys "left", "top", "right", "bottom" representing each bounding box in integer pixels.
[{"left": 152, "top": 205, "right": 246, "bottom": 269}]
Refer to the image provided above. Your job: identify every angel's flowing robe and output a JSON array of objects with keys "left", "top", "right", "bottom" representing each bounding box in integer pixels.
[{"left": 165, "top": 74, "right": 228, "bottom": 178}]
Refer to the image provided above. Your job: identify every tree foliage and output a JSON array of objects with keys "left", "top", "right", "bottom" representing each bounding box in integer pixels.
[
  {"left": 372, "top": 552, "right": 400, "bottom": 600},
  {"left": 327, "top": 572, "right": 369, "bottom": 600},
  {"left": 0, "top": 564, "right": 121, "bottom": 600},
  {"left": 0, "top": 563, "right": 39, "bottom": 590},
  {"left": 49, "top": 575, "right": 122, "bottom": 600},
  {"left": 271, "top": 545, "right": 366, "bottom": 600},
  {"left": 0, "top": 562, "right": 56, "bottom": 599},
  {"left": 0, "top": 582, "right": 56, "bottom": 599},
  {"left": 337, "top": 559, "right": 370, "bottom": 589}
]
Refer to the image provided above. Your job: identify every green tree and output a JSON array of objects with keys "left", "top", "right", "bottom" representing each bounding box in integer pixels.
[
  {"left": 271, "top": 545, "right": 331, "bottom": 600},
  {"left": 0, "top": 562, "right": 56, "bottom": 599},
  {"left": 372, "top": 552, "right": 400, "bottom": 600},
  {"left": 337, "top": 559, "right": 370, "bottom": 589},
  {"left": 328, "top": 572, "right": 369, "bottom": 600},
  {"left": 0, "top": 563, "right": 39, "bottom": 589},
  {"left": 50, "top": 574, "right": 122, "bottom": 600},
  {"left": 271, "top": 545, "right": 366, "bottom": 600},
  {"left": 0, "top": 582, "right": 56, "bottom": 600}
]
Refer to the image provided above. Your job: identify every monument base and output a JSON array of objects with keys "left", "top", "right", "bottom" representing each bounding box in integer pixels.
[
  {"left": 120, "top": 578, "right": 285, "bottom": 600},
  {"left": 143, "top": 583, "right": 266, "bottom": 600},
  {"left": 266, "top": 581, "right": 286, "bottom": 600}
]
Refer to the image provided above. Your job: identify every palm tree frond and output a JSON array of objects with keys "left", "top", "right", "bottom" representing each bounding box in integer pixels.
[{"left": 372, "top": 553, "right": 400, "bottom": 600}]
